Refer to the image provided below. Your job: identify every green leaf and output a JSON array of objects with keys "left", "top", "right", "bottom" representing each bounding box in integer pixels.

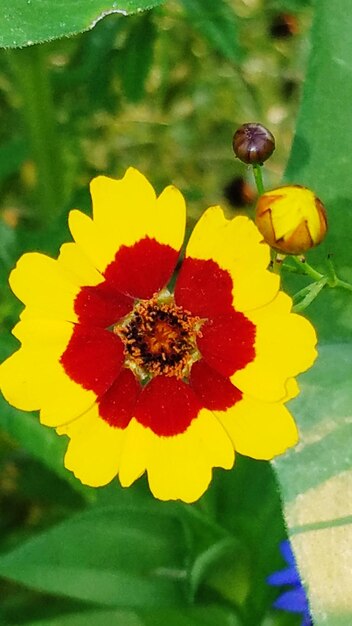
[
  {"left": 22, "top": 610, "right": 143, "bottom": 626},
  {"left": 179, "top": 0, "right": 243, "bottom": 63},
  {"left": 0, "top": 506, "right": 187, "bottom": 607},
  {"left": 275, "top": 346, "right": 352, "bottom": 625},
  {"left": 189, "top": 537, "right": 241, "bottom": 599},
  {"left": 117, "top": 13, "right": 156, "bottom": 102},
  {"left": 194, "top": 458, "right": 287, "bottom": 622},
  {"left": 0, "top": 0, "right": 165, "bottom": 49},
  {"left": 0, "top": 383, "right": 91, "bottom": 498},
  {"left": 0, "top": 137, "right": 28, "bottom": 181},
  {"left": 283, "top": 0, "right": 352, "bottom": 342},
  {"left": 270, "top": 0, "right": 313, "bottom": 10},
  {"left": 140, "top": 606, "right": 241, "bottom": 626},
  {"left": 276, "top": 4, "right": 352, "bottom": 624},
  {"left": 0, "top": 222, "right": 17, "bottom": 267},
  {"left": 21, "top": 606, "right": 240, "bottom": 626}
]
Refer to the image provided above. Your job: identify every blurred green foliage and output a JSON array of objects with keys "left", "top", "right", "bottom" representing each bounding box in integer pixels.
[{"left": 2, "top": 1, "right": 349, "bottom": 625}]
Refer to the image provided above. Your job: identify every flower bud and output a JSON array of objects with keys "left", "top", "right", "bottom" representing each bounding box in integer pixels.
[
  {"left": 255, "top": 185, "right": 328, "bottom": 255},
  {"left": 232, "top": 123, "right": 275, "bottom": 165}
]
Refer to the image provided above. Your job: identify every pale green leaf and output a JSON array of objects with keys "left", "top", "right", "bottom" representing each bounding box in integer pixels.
[
  {"left": 275, "top": 346, "right": 352, "bottom": 626},
  {"left": 275, "top": 3, "right": 352, "bottom": 624}
]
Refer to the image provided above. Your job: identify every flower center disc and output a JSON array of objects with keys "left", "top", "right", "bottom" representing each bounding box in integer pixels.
[{"left": 115, "top": 296, "right": 202, "bottom": 380}]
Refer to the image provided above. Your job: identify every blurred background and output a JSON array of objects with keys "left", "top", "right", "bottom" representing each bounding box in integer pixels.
[{"left": 0, "top": 1, "right": 313, "bottom": 624}]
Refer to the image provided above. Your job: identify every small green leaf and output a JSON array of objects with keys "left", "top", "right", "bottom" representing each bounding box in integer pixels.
[
  {"left": 0, "top": 222, "right": 17, "bottom": 267},
  {"left": 0, "top": 0, "right": 166, "bottom": 48},
  {"left": 0, "top": 137, "right": 28, "bottom": 181},
  {"left": 179, "top": 0, "right": 243, "bottom": 63},
  {"left": 189, "top": 537, "right": 241, "bottom": 599},
  {"left": 117, "top": 13, "right": 156, "bottom": 102}
]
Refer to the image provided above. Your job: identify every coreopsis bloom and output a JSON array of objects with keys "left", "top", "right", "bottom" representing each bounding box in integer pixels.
[
  {"left": 255, "top": 185, "right": 327, "bottom": 255},
  {"left": 0, "top": 169, "right": 317, "bottom": 502},
  {"left": 267, "top": 540, "right": 313, "bottom": 626}
]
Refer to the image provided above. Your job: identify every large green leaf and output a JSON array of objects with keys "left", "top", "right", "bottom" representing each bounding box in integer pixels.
[
  {"left": 275, "top": 346, "right": 352, "bottom": 626},
  {"left": 0, "top": 0, "right": 165, "bottom": 48},
  {"left": 275, "top": 2, "right": 352, "bottom": 624},
  {"left": 282, "top": 0, "right": 352, "bottom": 343},
  {"left": 0, "top": 506, "right": 187, "bottom": 607}
]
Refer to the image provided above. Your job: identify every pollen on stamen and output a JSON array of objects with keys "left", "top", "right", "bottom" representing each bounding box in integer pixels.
[{"left": 114, "top": 296, "right": 203, "bottom": 380}]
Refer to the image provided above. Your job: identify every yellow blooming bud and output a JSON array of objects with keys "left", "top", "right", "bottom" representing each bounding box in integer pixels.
[{"left": 255, "top": 185, "right": 328, "bottom": 255}]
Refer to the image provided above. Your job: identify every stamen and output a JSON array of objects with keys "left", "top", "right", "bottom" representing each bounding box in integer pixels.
[{"left": 114, "top": 295, "right": 202, "bottom": 380}]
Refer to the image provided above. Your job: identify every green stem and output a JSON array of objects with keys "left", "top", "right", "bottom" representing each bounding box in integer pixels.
[
  {"left": 6, "top": 44, "right": 64, "bottom": 222},
  {"left": 290, "top": 255, "right": 324, "bottom": 281},
  {"left": 335, "top": 278, "right": 352, "bottom": 292},
  {"left": 288, "top": 256, "right": 352, "bottom": 294},
  {"left": 252, "top": 163, "right": 265, "bottom": 195},
  {"left": 271, "top": 249, "right": 282, "bottom": 275}
]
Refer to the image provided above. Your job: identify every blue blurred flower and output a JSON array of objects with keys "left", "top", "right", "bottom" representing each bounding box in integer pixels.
[{"left": 267, "top": 540, "right": 313, "bottom": 626}]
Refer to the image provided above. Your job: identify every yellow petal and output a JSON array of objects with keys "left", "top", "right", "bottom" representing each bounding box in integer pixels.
[
  {"left": 68, "top": 210, "right": 114, "bottom": 274},
  {"left": 71, "top": 169, "right": 186, "bottom": 274},
  {"left": 229, "top": 268, "right": 280, "bottom": 312},
  {"left": 58, "top": 242, "right": 102, "bottom": 286},
  {"left": 186, "top": 209, "right": 269, "bottom": 269},
  {"left": 0, "top": 348, "right": 41, "bottom": 411},
  {"left": 91, "top": 168, "right": 156, "bottom": 230},
  {"left": 216, "top": 395, "right": 298, "bottom": 460},
  {"left": 119, "top": 411, "right": 234, "bottom": 503},
  {"left": 10, "top": 253, "right": 79, "bottom": 322},
  {"left": 117, "top": 418, "right": 150, "bottom": 487},
  {"left": 185, "top": 208, "right": 279, "bottom": 312},
  {"left": 232, "top": 292, "right": 317, "bottom": 401},
  {"left": 0, "top": 319, "right": 96, "bottom": 426},
  {"left": 61, "top": 406, "right": 125, "bottom": 487}
]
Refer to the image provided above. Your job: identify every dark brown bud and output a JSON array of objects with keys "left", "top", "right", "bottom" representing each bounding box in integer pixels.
[
  {"left": 223, "top": 176, "right": 256, "bottom": 207},
  {"left": 232, "top": 123, "right": 275, "bottom": 165},
  {"left": 269, "top": 13, "right": 299, "bottom": 39}
]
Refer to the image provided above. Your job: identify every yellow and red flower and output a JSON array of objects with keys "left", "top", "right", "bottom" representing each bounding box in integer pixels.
[{"left": 0, "top": 168, "right": 317, "bottom": 502}]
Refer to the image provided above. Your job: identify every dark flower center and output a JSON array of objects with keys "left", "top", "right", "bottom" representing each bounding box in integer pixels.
[{"left": 114, "top": 295, "right": 202, "bottom": 380}]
